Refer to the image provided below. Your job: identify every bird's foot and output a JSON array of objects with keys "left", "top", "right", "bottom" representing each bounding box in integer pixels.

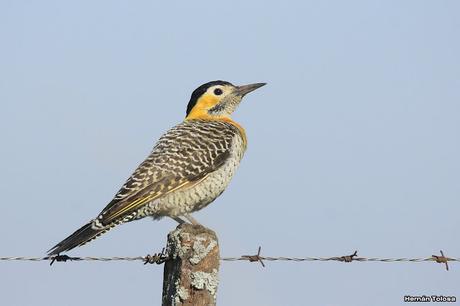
[
  {"left": 183, "top": 214, "right": 202, "bottom": 226},
  {"left": 171, "top": 215, "right": 202, "bottom": 226},
  {"left": 172, "top": 217, "right": 186, "bottom": 224}
]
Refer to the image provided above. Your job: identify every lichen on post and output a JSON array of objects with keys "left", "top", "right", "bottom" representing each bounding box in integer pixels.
[{"left": 162, "top": 224, "right": 220, "bottom": 306}]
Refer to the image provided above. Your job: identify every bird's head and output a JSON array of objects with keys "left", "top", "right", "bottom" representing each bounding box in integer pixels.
[{"left": 185, "top": 80, "right": 266, "bottom": 120}]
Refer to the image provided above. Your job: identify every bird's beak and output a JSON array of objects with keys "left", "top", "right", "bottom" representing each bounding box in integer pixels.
[{"left": 235, "top": 83, "right": 267, "bottom": 97}]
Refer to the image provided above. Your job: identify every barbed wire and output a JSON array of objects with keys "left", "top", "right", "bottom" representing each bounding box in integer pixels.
[{"left": 0, "top": 248, "right": 456, "bottom": 270}]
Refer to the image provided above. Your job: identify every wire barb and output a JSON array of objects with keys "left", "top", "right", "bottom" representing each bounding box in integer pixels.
[
  {"left": 49, "top": 254, "right": 81, "bottom": 266},
  {"left": 337, "top": 250, "right": 358, "bottom": 263},
  {"left": 144, "top": 248, "right": 169, "bottom": 265},
  {"left": 242, "top": 246, "right": 265, "bottom": 267},
  {"left": 432, "top": 250, "right": 449, "bottom": 271}
]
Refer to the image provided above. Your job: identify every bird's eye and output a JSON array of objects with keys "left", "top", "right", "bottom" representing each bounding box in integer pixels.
[{"left": 214, "top": 88, "right": 223, "bottom": 95}]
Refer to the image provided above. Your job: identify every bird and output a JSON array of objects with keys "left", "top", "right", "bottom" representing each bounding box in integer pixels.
[{"left": 48, "top": 80, "right": 266, "bottom": 255}]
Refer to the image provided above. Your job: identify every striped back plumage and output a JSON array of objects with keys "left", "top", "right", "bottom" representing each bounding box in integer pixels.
[{"left": 48, "top": 119, "right": 244, "bottom": 255}]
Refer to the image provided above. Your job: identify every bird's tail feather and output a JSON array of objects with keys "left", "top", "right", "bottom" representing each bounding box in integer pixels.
[{"left": 47, "top": 220, "right": 115, "bottom": 255}]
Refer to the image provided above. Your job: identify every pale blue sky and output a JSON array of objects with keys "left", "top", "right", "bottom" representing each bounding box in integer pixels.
[{"left": 1, "top": 1, "right": 459, "bottom": 305}]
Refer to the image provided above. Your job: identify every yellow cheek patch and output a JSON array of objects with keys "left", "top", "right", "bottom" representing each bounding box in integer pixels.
[{"left": 186, "top": 94, "right": 219, "bottom": 119}]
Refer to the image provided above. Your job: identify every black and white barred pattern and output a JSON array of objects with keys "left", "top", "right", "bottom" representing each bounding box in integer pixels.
[{"left": 99, "top": 119, "right": 246, "bottom": 224}]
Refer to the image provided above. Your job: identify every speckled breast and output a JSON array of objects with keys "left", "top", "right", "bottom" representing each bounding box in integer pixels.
[
  {"left": 139, "top": 118, "right": 246, "bottom": 218},
  {"left": 156, "top": 134, "right": 245, "bottom": 216},
  {"left": 156, "top": 133, "right": 246, "bottom": 216}
]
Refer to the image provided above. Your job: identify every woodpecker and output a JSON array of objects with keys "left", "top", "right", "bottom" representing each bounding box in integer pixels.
[{"left": 48, "top": 80, "right": 266, "bottom": 255}]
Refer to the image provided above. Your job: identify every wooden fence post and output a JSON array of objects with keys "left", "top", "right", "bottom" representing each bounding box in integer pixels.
[{"left": 162, "top": 224, "right": 220, "bottom": 306}]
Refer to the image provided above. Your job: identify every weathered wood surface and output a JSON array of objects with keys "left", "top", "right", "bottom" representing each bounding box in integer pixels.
[{"left": 162, "top": 224, "right": 220, "bottom": 306}]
